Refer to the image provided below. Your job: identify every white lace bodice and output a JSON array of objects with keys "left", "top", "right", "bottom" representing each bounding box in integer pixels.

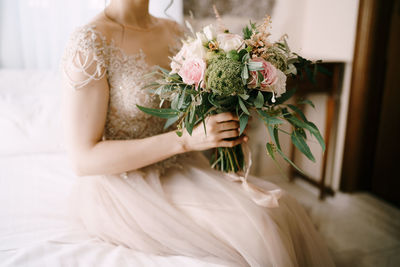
[{"left": 61, "top": 24, "right": 188, "bottom": 175}]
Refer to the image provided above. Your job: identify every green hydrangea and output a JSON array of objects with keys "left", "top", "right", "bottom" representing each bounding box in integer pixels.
[
  {"left": 265, "top": 46, "right": 288, "bottom": 72},
  {"left": 205, "top": 57, "right": 245, "bottom": 96}
]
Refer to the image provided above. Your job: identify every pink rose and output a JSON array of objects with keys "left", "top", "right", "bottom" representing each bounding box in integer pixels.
[
  {"left": 248, "top": 57, "right": 278, "bottom": 89},
  {"left": 178, "top": 57, "right": 206, "bottom": 89},
  {"left": 247, "top": 57, "right": 287, "bottom": 97}
]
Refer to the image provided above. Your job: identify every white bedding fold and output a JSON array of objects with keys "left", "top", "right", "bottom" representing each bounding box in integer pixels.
[{"left": 0, "top": 153, "right": 225, "bottom": 266}]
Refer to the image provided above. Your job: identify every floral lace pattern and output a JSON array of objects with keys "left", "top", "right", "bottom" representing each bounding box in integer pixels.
[{"left": 62, "top": 24, "right": 190, "bottom": 175}]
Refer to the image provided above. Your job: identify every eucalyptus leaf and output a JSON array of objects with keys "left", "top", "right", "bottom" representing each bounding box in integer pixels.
[
  {"left": 189, "top": 105, "right": 196, "bottom": 123},
  {"left": 287, "top": 58, "right": 299, "bottom": 65},
  {"left": 276, "top": 147, "right": 307, "bottom": 176},
  {"left": 287, "top": 104, "right": 307, "bottom": 121},
  {"left": 178, "top": 86, "right": 186, "bottom": 109},
  {"left": 142, "top": 82, "right": 160, "bottom": 89},
  {"left": 297, "top": 128, "right": 307, "bottom": 139},
  {"left": 248, "top": 61, "right": 263, "bottom": 71},
  {"left": 291, "top": 131, "right": 315, "bottom": 162},
  {"left": 185, "top": 113, "right": 194, "bottom": 135},
  {"left": 208, "top": 94, "right": 222, "bottom": 108},
  {"left": 156, "top": 65, "right": 171, "bottom": 75},
  {"left": 267, "top": 124, "right": 276, "bottom": 144},
  {"left": 297, "top": 99, "right": 315, "bottom": 109},
  {"left": 238, "top": 93, "right": 250, "bottom": 100},
  {"left": 241, "top": 65, "right": 249, "bottom": 85},
  {"left": 254, "top": 91, "right": 264, "bottom": 108},
  {"left": 242, "top": 53, "right": 250, "bottom": 63},
  {"left": 238, "top": 97, "right": 250, "bottom": 115},
  {"left": 266, "top": 143, "right": 275, "bottom": 160},
  {"left": 239, "top": 114, "right": 249, "bottom": 135},
  {"left": 257, "top": 109, "right": 284, "bottom": 125},
  {"left": 306, "top": 121, "right": 326, "bottom": 151},
  {"left": 136, "top": 104, "right": 178, "bottom": 118},
  {"left": 164, "top": 116, "right": 179, "bottom": 129},
  {"left": 238, "top": 49, "right": 248, "bottom": 61},
  {"left": 171, "top": 93, "right": 179, "bottom": 109},
  {"left": 285, "top": 64, "right": 297, "bottom": 75},
  {"left": 286, "top": 116, "right": 318, "bottom": 134},
  {"left": 273, "top": 126, "right": 281, "bottom": 150}
]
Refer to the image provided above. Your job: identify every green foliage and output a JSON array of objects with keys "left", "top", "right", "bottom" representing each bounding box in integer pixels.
[
  {"left": 254, "top": 91, "right": 264, "bottom": 108},
  {"left": 297, "top": 99, "right": 315, "bottom": 109},
  {"left": 136, "top": 105, "right": 179, "bottom": 118},
  {"left": 239, "top": 114, "right": 249, "bottom": 135},
  {"left": 164, "top": 116, "right": 179, "bottom": 129},
  {"left": 238, "top": 97, "right": 250, "bottom": 115},
  {"left": 227, "top": 50, "right": 240, "bottom": 61},
  {"left": 291, "top": 130, "right": 315, "bottom": 162},
  {"left": 242, "top": 20, "right": 257, "bottom": 39},
  {"left": 273, "top": 88, "right": 297, "bottom": 105}
]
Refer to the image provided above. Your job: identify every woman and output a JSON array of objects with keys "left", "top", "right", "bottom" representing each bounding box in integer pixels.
[{"left": 61, "top": 0, "right": 335, "bottom": 266}]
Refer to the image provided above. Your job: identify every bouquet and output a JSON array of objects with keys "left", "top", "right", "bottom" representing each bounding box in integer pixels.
[{"left": 137, "top": 15, "right": 326, "bottom": 176}]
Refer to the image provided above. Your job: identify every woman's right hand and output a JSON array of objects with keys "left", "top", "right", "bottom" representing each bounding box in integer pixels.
[{"left": 182, "top": 112, "right": 249, "bottom": 152}]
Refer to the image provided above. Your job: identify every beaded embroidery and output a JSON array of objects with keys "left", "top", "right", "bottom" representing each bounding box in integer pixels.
[{"left": 62, "top": 24, "right": 189, "bottom": 175}]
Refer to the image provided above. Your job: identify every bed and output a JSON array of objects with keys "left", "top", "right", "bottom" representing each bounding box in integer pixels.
[{"left": 0, "top": 69, "right": 225, "bottom": 266}]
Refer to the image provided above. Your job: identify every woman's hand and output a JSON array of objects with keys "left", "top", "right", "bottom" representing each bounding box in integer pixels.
[{"left": 182, "top": 112, "right": 249, "bottom": 152}]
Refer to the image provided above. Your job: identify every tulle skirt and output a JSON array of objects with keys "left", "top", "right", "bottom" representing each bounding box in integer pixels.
[{"left": 69, "top": 151, "right": 335, "bottom": 267}]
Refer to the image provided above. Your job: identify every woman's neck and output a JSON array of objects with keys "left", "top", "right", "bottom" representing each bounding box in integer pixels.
[{"left": 106, "top": 0, "right": 154, "bottom": 29}]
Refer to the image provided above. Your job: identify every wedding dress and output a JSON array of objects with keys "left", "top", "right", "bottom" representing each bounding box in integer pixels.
[{"left": 61, "top": 16, "right": 335, "bottom": 267}]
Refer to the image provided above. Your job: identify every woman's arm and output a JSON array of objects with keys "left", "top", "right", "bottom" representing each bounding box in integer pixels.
[{"left": 62, "top": 72, "right": 247, "bottom": 177}]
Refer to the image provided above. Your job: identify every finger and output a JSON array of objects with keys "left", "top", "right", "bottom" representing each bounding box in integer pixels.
[
  {"left": 218, "top": 135, "right": 246, "bottom": 147},
  {"left": 213, "top": 112, "right": 238, "bottom": 123},
  {"left": 218, "top": 129, "right": 239, "bottom": 139},
  {"left": 217, "top": 121, "right": 239, "bottom": 132}
]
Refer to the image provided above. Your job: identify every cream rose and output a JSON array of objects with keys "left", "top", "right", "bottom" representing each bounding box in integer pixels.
[
  {"left": 203, "top": 24, "right": 218, "bottom": 41},
  {"left": 217, "top": 33, "right": 244, "bottom": 52},
  {"left": 170, "top": 37, "right": 207, "bottom": 74}
]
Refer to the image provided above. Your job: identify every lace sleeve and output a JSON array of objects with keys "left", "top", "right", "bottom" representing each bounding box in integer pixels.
[{"left": 61, "top": 25, "right": 107, "bottom": 90}]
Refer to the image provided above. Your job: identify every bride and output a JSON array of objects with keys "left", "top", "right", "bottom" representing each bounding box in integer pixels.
[{"left": 61, "top": 0, "right": 335, "bottom": 266}]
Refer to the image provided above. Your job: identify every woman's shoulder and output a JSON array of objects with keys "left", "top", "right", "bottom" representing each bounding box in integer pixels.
[
  {"left": 70, "top": 14, "right": 117, "bottom": 45},
  {"left": 61, "top": 13, "right": 115, "bottom": 90}
]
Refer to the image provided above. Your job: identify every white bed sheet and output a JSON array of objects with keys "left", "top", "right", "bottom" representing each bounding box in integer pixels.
[{"left": 0, "top": 153, "right": 226, "bottom": 267}]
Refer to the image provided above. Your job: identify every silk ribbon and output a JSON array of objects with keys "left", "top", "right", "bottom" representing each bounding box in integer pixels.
[{"left": 224, "top": 142, "right": 282, "bottom": 208}]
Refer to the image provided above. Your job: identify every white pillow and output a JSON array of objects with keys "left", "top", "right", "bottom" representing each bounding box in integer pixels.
[{"left": 0, "top": 69, "right": 65, "bottom": 156}]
